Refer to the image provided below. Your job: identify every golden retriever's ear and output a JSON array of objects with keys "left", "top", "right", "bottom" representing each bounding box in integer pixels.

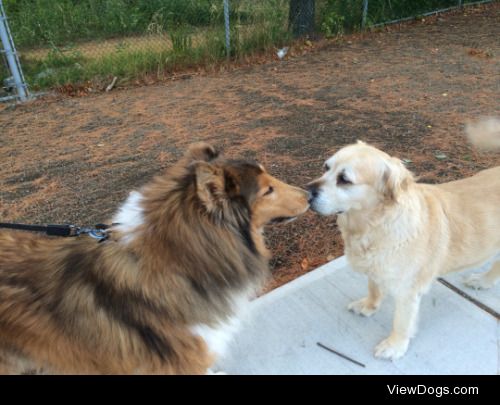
[
  {"left": 194, "top": 162, "right": 225, "bottom": 211},
  {"left": 382, "top": 158, "right": 413, "bottom": 202},
  {"left": 185, "top": 142, "right": 219, "bottom": 162}
]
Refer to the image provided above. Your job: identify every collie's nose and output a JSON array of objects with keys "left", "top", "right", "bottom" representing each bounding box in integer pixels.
[{"left": 306, "top": 183, "right": 319, "bottom": 204}]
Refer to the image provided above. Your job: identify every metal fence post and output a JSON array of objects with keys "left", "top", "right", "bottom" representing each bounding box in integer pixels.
[
  {"left": 362, "top": 0, "right": 369, "bottom": 28},
  {"left": 0, "top": 0, "right": 28, "bottom": 102},
  {"left": 223, "top": 0, "right": 230, "bottom": 58}
]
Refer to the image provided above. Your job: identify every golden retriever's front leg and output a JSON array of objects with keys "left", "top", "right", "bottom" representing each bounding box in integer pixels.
[
  {"left": 374, "top": 292, "right": 421, "bottom": 360},
  {"left": 348, "top": 279, "right": 384, "bottom": 317}
]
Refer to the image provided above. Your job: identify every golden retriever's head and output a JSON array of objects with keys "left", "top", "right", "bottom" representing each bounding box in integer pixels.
[{"left": 307, "top": 141, "right": 414, "bottom": 216}]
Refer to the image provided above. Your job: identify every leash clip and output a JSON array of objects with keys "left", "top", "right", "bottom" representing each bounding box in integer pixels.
[
  {"left": 87, "top": 229, "right": 109, "bottom": 241},
  {"left": 77, "top": 226, "right": 110, "bottom": 242}
]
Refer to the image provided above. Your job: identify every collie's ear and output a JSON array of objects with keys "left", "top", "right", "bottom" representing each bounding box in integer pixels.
[
  {"left": 186, "top": 142, "right": 219, "bottom": 162},
  {"left": 223, "top": 168, "right": 240, "bottom": 198},
  {"left": 194, "top": 162, "right": 225, "bottom": 211},
  {"left": 381, "top": 157, "right": 413, "bottom": 202}
]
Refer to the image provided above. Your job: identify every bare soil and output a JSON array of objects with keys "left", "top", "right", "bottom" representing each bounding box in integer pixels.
[{"left": 1, "top": 4, "right": 499, "bottom": 291}]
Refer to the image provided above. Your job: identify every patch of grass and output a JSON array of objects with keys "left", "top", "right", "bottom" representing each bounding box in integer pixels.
[
  {"left": 7, "top": 0, "right": 290, "bottom": 89},
  {"left": 362, "top": 0, "right": 460, "bottom": 26},
  {"left": 7, "top": 0, "right": 480, "bottom": 90},
  {"left": 170, "top": 28, "right": 193, "bottom": 55},
  {"left": 15, "top": 0, "right": 291, "bottom": 90},
  {"left": 230, "top": 2, "right": 290, "bottom": 56},
  {"left": 318, "top": 0, "right": 363, "bottom": 35},
  {"left": 317, "top": 0, "right": 467, "bottom": 33},
  {"left": 21, "top": 26, "right": 230, "bottom": 89},
  {"left": 4, "top": 0, "right": 223, "bottom": 48}
]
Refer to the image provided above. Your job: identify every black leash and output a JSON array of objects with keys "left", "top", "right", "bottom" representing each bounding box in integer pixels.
[{"left": 0, "top": 222, "right": 112, "bottom": 241}]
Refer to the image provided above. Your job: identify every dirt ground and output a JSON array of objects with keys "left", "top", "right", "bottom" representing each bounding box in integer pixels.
[{"left": 1, "top": 4, "right": 499, "bottom": 291}]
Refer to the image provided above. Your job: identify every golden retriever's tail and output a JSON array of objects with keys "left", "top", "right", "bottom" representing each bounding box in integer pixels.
[{"left": 465, "top": 117, "right": 500, "bottom": 151}]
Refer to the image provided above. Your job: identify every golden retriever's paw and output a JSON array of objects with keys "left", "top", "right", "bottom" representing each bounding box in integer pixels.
[
  {"left": 463, "top": 273, "right": 494, "bottom": 290},
  {"left": 206, "top": 369, "right": 227, "bottom": 375},
  {"left": 374, "top": 336, "right": 409, "bottom": 360},
  {"left": 348, "top": 297, "right": 380, "bottom": 317}
]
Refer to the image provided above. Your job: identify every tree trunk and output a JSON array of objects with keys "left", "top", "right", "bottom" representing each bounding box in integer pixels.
[{"left": 289, "top": 0, "right": 315, "bottom": 38}]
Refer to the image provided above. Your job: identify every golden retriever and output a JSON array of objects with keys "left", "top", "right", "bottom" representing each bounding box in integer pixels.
[{"left": 307, "top": 119, "right": 500, "bottom": 360}]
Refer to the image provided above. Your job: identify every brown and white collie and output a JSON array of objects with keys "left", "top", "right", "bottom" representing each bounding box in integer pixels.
[{"left": 0, "top": 143, "right": 309, "bottom": 374}]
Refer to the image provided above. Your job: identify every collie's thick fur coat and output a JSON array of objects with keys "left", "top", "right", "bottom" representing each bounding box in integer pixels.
[
  {"left": 0, "top": 143, "right": 309, "bottom": 374},
  {"left": 307, "top": 119, "right": 500, "bottom": 360}
]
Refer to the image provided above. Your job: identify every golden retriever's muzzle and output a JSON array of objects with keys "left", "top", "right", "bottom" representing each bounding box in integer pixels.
[
  {"left": 306, "top": 181, "right": 322, "bottom": 213},
  {"left": 306, "top": 183, "right": 319, "bottom": 204}
]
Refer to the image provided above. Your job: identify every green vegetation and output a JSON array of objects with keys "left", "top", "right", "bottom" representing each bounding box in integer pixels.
[
  {"left": 320, "top": 0, "right": 364, "bottom": 36},
  {"left": 0, "top": 0, "right": 485, "bottom": 90},
  {"left": 4, "top": 0, "right": 222, "bottom": 48},
  {"left": 318, "top": 0, "right": 465, "bottom": 35},
  {"left": 3, "top": 0, "right": 290, "bottom": 89},
  {"left": 364, "top": 0, "right": 460, "bottom": 25}
]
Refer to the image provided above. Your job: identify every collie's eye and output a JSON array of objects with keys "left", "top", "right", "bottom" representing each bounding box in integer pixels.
[
  {"left": 337, "top": 172, "right": 352, "bottom": 186},
  {"left": 263, "top": 186, "right": 274, "bottom": 196},
  {"left": 324, "top": 163, "right": 330, "bottom": 172}
]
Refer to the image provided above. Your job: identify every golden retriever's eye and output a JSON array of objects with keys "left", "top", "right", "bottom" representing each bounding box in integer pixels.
[
  {"left": 337, "top": 172, "right": 352, "bottom": 186},
  {"left": 263, "top": 186, "right": 274, "bottom": 196}
]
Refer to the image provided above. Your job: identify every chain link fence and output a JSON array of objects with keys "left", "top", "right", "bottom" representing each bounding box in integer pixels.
[
  {"left": 0, "top": 0, "right": 497, "bottom": 101},
  {"left": 0, "top": 45, "right": 9, "bottom": 97},
  {"left": 1, "top": 0, "right": 28, "bottom": 101},
  {"left": 1, "top": 0, "right": 292, "bottom": 94}
]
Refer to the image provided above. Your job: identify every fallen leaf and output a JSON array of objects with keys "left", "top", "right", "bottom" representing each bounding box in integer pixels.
[{"left": 300, "top": 258, "right": 309, "bottom": 271}]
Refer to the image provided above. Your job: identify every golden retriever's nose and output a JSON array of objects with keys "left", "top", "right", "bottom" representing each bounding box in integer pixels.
[{"left": 306, "top": 182, "right": 320, "bottom": 204}]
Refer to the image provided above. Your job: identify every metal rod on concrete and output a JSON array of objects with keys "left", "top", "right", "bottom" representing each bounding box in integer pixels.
[{"left": 317, "top": 342, "right": 366, "bottom": 368}]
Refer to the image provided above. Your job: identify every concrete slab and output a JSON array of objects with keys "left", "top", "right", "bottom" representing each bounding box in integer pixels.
[{"left": 218, "top": 257, "right": 499, "bottom": 375}]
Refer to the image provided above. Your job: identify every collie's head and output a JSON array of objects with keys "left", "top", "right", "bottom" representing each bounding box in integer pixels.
[{"left": 116, "top": 142, "right": 309, "bottom": 294}]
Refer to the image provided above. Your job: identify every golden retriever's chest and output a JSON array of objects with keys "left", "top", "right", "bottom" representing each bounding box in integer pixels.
[
  {"left": 344, "top": 234, "right": 403, "bottom": 283},
  {"left": 347, "top": 252, "right": 384, "bottom": 277},
  {"left": 343, "top": 231, "right": 382, "bottom": 260},
  {"left": 346, "top": 252, "right": 405, "bottom": 293}
]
